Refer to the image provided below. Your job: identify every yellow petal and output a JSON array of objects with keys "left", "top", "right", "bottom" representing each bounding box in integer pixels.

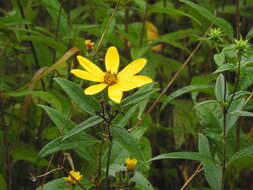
[
  {"left": 105, "top": 46, "right": 119, "bottom": 74},
  {"left": 113, "top": 81, "right": 137, "bottom": 92},
  {"left": 117, "top": 58, "right": 147, "bottom": 80},
  {"left": 84, "top": 83, "right": 108, "bottom": 95},
  {"left": 108, "top": 85, "right": 123, "bottom": 103},
  {"left": 145, "top": 21, "right": 159, "bottom": 40},
  {"left": 77, "top": 56, "right": 104, "bottom": 77},
  {"left": 71, "top": 69, "right": 104, "bottom": 82},
  {"left": 126, "top": 75, "right": 153, "bottom": 87}
]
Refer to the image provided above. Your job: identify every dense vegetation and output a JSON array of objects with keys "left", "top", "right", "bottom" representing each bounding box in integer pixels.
[{"left": 1, "top": 0, "right": 253, "bottom": 189}]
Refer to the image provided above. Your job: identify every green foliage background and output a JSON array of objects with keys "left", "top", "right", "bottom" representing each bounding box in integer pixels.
[{"left": 1, "top": 0, "right": 253, "bottom": 189}]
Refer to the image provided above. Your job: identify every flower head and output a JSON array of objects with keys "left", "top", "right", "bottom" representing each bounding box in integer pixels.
[
  {"left": 85, "top": 40, "right": 94, "bottom": 50},
  {"left": 234, "top": 38, "right": 250, "bottom": 54},
  {"left": 207, "top": 28, "right": 223, "bottom": 42},
  {"left": 125, "top": 158, "right": 137, "bottom": 170},
  {"left": 71, "top": 46, "right": 152, "bottom": 103},
  {"left": 63, "top": 170, "right": 83, "bottom": 184}
]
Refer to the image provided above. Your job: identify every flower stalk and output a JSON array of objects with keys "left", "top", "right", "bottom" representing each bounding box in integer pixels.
[{"left": 221, "top": 52, "right": 242, "bottom": 190}]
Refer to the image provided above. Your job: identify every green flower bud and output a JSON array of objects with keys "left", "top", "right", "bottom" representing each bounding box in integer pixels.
[
  {"left": 234, "top": 38, "right": 250, "bottom": 54},
  {"left": 207, "top": 28, "right": 224, "bottom": 43}
]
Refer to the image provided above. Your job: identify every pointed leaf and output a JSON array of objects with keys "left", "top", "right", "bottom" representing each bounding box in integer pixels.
[{"left": 54, "top": 78, "right": 100, "bottom": 114}]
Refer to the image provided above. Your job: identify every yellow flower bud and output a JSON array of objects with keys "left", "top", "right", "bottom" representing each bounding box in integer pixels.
[
  {"left": 85, "top": 40, "right": 95, "bottom": 50},
  {"left": 125, "top": 158, "right": 137, "bottom": 170}
]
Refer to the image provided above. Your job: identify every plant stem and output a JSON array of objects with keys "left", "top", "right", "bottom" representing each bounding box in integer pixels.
[
  {"left": 179, "top": 164, "right": 203, "bottom": 190},
  {"left": 49, "top": 3, "right": 62, "bottom": 89},
  {"left": 17, "top": 0, "right": 40, "bottom": 69},
  {"left": 139, "top": 0, "right": 148, "bottom": 48},
  {"left": 221, "top": 83, "right": 227, "bottom": 190},
  {"left": 235, "top": 0, "right": 240, "bottom": 40},
  {"left": 221, "top": 54, "right": 241, "bottom": 190},
  {"left": 105, "top": 121, "right": 113, "bottom": 190},
  {"left": 94, "top": 0, "right": 120, "bottom": 56}
]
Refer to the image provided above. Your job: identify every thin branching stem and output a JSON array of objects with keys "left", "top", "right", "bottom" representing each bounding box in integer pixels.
[
  {"left": 179, "top": 164, "right": 203, "bottom": 190},
  {"left": 17, "top": 0, "right": 40, "bottom": 69}
]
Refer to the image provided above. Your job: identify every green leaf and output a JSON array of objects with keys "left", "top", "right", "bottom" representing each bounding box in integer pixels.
[
  {"left": 161, "top": 85, "right": 213, "bottom": 110},
  {"left": 132, "top": 171, "right": 154, "bottom": 190},
  {"left": 214, "top": 52, "right": 225, "bottom": 66},
  {"left": 42, "top": 127, "right": 58, "bottom": 140},
  {"left": 36, "top": 178, "right": 93, "bottom": 190},
  {"left": 42, "top": 0, "right": 68, "bottom": 33},
  {"left": 62, "top": 115, "right": 103, "bottom": 140},
  {"left": 38, "top": 133, "right": 98, "bottom": 158},
  {"left": 39, "top": 105, "right": 75, "bottom": 133},
  {"left": 213, "top": 64, "right": 236, "bottom": 74},
  {"left": 148, "top": 7, "right": 201, "bottom": 25},
  {"left": 6, "top": 90, "right": 62, "bottom": 111},
  {"left": 198, "top": 134, "right": 222, "bottom": 190},
  {"left": 122, "top": 84, "right": 158, "bottom": 108},
  {"left": 36, "top": 179, "right": 66, "bottom": 190},
  {"left": 194, "top": 100, "right": 223, "bottom": 129},
  {"left": 228, "top": 145, "right": 253, "bottom": 170},
  {"left": 148, "top": 152, "right": 211, "bottom": 162},
  {"left": 226, "top": 99, "right": 245, "bottom": 133},
  {"left": 54, "top": 78, "right": 100, "bottom": 115},
  {"left": 231, "top": 110, "right": 253, "bottom": 117},
  {"left": 19, "top": 35, "right": 66, "bottom": 52},
  {"left": 130, "top": 46, "right": 150, "bottom": 60},
  {"left": 180, "top": 0, "right": 234, "bottom": 38},
  {"left": 111, "top": 127, "right": 146, "bottom": 163},
  {"left": 246, "top": 26, "right": 253, "bottom": 40},
  {"left": 172, "top": 100, "right": 198, "bottom": 149},
  {"left": 215, "top": 74, "right": 228, "bottom": 102},
  {"left": 115, "top": 104, "right": 139, "bottom": 127},
  {"left": 154, "top": 28, "right": 200, "bottom": 43}
]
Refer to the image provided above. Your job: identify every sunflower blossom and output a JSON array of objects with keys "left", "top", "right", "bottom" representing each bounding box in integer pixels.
[
  {"left": 71, "top": 46, "right": 153, "bottom": 103},
  {"left": 63, "top": 170, "right": 83, "bottom": 184}
]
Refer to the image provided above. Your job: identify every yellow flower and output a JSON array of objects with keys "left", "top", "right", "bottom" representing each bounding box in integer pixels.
[
  {"left": 71, "top": 46, "right": 153, "bottom": 103},
  {"left": 63, "top": 170, "right": 83, "bottom": 184},
  {"left": 125, "top": 158, "right": 138, "bottom": 170},
  {"left": 145, "top": 21, "right": 163, "bottom": 52},
  {"left": 85, "top": 40, "right": 95, "bottom": 50}
]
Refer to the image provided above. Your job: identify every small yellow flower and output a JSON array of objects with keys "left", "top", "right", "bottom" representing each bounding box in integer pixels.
[
  {"left": 71, "top": 46, "right": 153, "bottom": 103},
  {"left": 85, "top": 40, "right": 95, "bottom": 50},
  {"left": 125, "top": 158, "right": 138, "bottom": 170},
  {"left": 145, "top": 21, "right": 163, "bottom": 52},
  {"left": 63, "top": 170, "right": 83, "bottom": 184}
]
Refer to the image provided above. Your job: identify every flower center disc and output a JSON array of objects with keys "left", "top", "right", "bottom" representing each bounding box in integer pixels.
[{"left": 104, "top": 71, "right": 118, "bottom": 85}]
